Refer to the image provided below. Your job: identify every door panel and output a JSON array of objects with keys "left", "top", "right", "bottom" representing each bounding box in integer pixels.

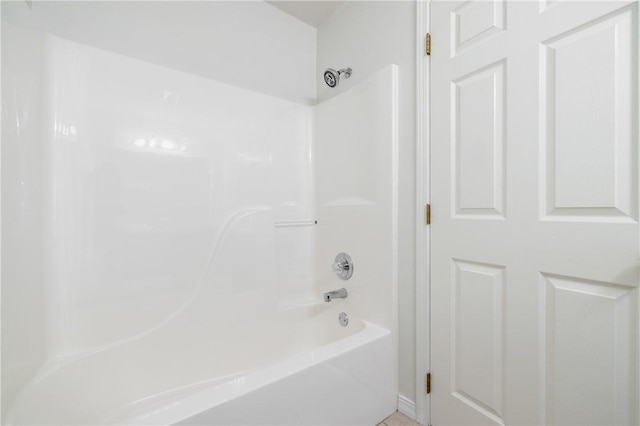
[
  {"left": 452, "top": 260, "right": 506, "bottom": 422},
  {"left": 431, "top": 1, "right": 639, "bottom": 424},
  {"left": 541, "top": 273, "right": 636, "bottom": 425},
  {"left": 453, "top": 60, "right": 506, "bottom": 218},
  {"left": 541, "top": 7, "right": 637, "bottom": 221}
]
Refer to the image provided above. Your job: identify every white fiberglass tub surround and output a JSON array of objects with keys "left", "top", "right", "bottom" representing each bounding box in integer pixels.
[{"left": 2, "top": 3, "right": 398, "bottom": 425}]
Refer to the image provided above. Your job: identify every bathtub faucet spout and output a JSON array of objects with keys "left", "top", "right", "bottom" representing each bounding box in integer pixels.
[{"left": 324, "top": 288, "right": 348, "bottom": 302}]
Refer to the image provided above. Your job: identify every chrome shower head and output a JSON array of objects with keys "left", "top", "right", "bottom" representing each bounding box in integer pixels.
[{"left": 323, "top": 67, "right": 352, "bottom": 88}]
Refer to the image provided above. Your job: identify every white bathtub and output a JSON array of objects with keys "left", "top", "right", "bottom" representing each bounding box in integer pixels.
[{"left": 6, "top": 304, "right": 395, "bottom": 425}]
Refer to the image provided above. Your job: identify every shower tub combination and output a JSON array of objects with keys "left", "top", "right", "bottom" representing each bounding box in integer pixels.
[{"left": 2, "top": 2, "right": 398, "bottom": 424}]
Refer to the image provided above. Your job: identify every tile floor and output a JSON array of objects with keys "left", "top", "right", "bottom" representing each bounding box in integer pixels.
[{"left": 377, "top": 411, "right": 421, "bottom": 426}]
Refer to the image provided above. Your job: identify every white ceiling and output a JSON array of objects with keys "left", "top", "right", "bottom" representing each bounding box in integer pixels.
[{"left": 266, "top": 1, "right": 343, "bottom": 28}]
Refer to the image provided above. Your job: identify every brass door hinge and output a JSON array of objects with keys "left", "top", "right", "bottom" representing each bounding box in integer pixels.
[
  {"left": 426, "top": 33, "right": 431, "bottom": 55},
  {"left": 426, "top": 204, "right": 431, "bottom": 225},
  {"left": 426, "top": 372, "right": 431, "bottom": 394}
]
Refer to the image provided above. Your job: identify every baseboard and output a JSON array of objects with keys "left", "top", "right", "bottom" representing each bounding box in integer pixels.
[{"left": 397, "top": 394, "right": 416, "bottom": 421}]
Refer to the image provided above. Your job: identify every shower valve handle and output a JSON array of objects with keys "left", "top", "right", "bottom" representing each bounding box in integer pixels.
[
  {"left": 332, "top": 253, "right": 353, "bottom": 280},
  {"left": 332, "top": 260, "right": 350, "bottom": 272}
]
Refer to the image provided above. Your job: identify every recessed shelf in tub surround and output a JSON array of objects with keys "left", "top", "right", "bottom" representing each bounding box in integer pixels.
[{"left": 274, "top": 220, "right": 318, "bottom": 228}]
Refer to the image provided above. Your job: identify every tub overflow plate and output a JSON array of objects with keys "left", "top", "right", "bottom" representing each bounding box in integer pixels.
[{"left": 339, "top": 312, "right": 349, "bottom": 327}]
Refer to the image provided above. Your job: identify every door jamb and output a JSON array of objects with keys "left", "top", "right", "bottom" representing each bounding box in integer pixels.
[{"left": 415, "top": 0, "right": 431, "bottom": 425}]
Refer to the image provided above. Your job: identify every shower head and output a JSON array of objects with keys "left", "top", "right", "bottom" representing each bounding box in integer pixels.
[{"left": 323, "top": 67, "right": 352, "bottom": 88}]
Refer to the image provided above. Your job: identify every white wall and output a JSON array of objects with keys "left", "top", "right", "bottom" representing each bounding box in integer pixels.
[
  {"left": 30, "top": 1, "right": 317, "bottom": 104},
  {"left": 317, "top": 1, "right": 417, "bottom": 404}
]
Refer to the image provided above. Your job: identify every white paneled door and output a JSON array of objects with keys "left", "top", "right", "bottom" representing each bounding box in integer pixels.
[{"left": 431, "top": 1, "right": 639, "bottom": 424}]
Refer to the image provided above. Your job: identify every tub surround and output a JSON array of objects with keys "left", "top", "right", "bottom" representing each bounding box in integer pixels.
[{"left": 2, "top": 2, "right": 399, "bottom": 422}]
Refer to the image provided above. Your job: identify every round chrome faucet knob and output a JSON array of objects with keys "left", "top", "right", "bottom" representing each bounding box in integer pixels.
[{"left": 332, "top": 253, "right": 353, "bottom": 280}]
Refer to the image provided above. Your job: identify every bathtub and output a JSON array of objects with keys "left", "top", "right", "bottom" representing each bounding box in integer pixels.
[{"left": 6, "top": 304, "right": 395, "bottom": 425}]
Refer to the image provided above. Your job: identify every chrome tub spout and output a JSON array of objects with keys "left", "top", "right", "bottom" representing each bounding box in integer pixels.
[{"left": 324, "top": 288, "right": 348, "bottom": 302}]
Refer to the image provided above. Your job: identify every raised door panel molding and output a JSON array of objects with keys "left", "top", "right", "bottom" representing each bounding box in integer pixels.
[
  {"left": 540, "top": 6, "right": 638, "bottom": 222},
  {"left": 540, "top": 273, "right": 638, "bottom": 425},
  {"left": 452, "top": 60, "right": 506, "bottom": 219},
  {"left": 452, "top": 259, "right": 506, "bottom": 425},
  {"left": 451, "top": 0, "right": 506, "bottom": 57}
]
